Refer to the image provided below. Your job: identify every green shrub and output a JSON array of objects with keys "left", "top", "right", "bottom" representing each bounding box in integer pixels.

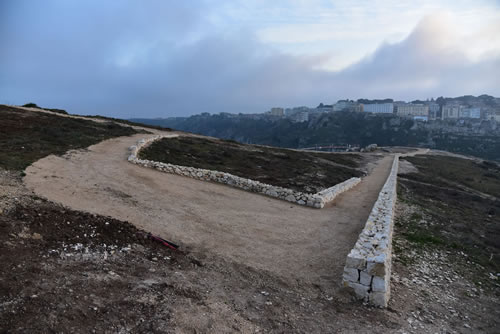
[
  {"left": 21, "top": 103, "right": 68, "bottom": 114},
  {"left": 22, "top": 102, "right": 39, "bottom": 108}
]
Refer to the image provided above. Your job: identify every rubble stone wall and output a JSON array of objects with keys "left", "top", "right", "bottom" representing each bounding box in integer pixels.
[
  {"left": 342, "top": 154, "right": 400, "bottom": 307},
  {"left": 128, "top": 135, "right": 361, "bottom": 209}
]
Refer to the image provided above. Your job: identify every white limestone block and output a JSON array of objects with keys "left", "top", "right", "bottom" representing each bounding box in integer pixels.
[
  {"left": 369, "top": 291, "right": 388, "bottom": 307},
  {"left": 345, "top": 252, "right": 366, "bottom": 270},
  {"left": 349, "top": 283, "right": 370, "bottom": 300},
  {"left": 343, "top": 267, "right": 359, "bottom": 283},
  {"left": 359, "top": 271, "right": 372, "bottom": 286},
  {"left": 372, "top": 276, "right": 388, "bottom": 292}
]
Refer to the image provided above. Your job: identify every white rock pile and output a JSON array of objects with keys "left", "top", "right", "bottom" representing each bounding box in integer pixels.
[
  {"left": 342, "top": 154, "right": 400, "bottom": 307},
  {"left": 128, "top": 135, "right": 361, "bottom": 209}
]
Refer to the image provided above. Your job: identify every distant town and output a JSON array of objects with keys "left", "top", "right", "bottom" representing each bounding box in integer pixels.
[
  {"left": 132, "top": 94, "right": 500, "bottom": 161},
  {"left": 238, "top": 95, "right": 500, "bottom": 123}
]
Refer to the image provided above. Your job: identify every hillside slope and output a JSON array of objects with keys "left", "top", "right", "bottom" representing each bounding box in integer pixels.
[
  {"left": 1, "top": 107, "right": 498, "bottom": 332},
  {"left": 138, "top": 136, "right": 364, "bottom": 193},
  {"left": 0, "top": 105, "right": 140, "bottom": 170}
]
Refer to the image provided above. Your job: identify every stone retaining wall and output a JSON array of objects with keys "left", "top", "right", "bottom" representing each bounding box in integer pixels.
[
  {"left": 128, "top": 135, "right": 361, "bottom": 209},
  {"left": 342, "top": 154, "right": 400, "bottom": 307}
]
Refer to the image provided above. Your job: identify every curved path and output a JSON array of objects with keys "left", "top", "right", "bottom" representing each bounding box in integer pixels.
[{"left": 25, "top": 130, "right": 395, "bottom": 284}]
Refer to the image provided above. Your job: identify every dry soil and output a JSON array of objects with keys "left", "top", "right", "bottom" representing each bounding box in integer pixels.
[{"left": 24, "top": 132, "right": 393, "bottom": 286}]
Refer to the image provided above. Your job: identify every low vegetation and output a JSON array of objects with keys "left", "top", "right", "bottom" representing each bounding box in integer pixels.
[
  {"left": 402, "top": 155, "right": 500, "bottom": 198},
  {"left": 82, "top": 115, "right": 173, "bottom": 131},
  {"left": 0, "top": 105, "right": 141, "bottom": 170},
  {"left": 22, "top": 102, "right": 68, "bottom": 115},
  {"left": 397, "top": 155, "right": 500, "bottom": 279},
  {"left": 133, "top": 111, "right": 500, "bottom": 161},
  {"left": 139, "top": 136, "right": 364, "bottom": 193}
]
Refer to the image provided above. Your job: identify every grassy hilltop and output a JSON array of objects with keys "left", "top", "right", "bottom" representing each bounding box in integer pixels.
[
  {"left": 139, "top": 136, "right": 364, "bottom": 193},
  {"left": 0, "top": 105, "right": 140, "bottom": 170}
]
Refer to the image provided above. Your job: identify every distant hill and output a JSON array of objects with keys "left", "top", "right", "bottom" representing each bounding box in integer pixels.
[{"left": 132, "top": 111, "right": 500, "bottom": 161}]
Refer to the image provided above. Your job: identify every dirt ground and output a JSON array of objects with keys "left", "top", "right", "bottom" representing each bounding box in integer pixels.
[
  {"left": 391, "top": 204, "right": 500, "bottom": 334},
  {"left": 2, "top": 168, "right": 499, "bottom": 333},
  {"left": 23, "top": 132, "right": 393, "bottom": 285},
  {"left": 2, "top": 108, "right": 498, "bottom": 332}
]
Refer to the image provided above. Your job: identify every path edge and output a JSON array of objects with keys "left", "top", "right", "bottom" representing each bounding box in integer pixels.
[
  {"left": 128, "top": 135, "right": 361, "bottom": 209},
  {"left": 342, "top": 154, "right": 400, "bottom": 307}
]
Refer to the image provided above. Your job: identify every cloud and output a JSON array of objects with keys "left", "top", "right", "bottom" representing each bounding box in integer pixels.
[
  {"left": 0, "top": 2, "right": 499, "bottom": 118},
  {"left": 334, "top": 14, "right": 500, "bottom": 98}
]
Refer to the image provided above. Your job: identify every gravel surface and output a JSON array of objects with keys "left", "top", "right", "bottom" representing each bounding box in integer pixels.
[
  {"left": 4, "top": 109, "right": 497, "bottom": 332},
  {"left": 1, "top": 170, "right": 498, "bottom": 333},
  {"left": 24, "top": 132, "right": 393, "bottom": 284}
]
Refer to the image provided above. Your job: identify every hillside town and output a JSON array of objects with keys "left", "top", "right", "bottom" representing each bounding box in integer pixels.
[
  {"left": 256, "top": 95, "right": 500, "bottom": 123},
  {"left": 134, "top": 94, "right": 500, "bottom": 161}
]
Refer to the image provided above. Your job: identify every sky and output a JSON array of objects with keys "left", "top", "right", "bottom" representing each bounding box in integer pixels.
[{"left": 1, "top": 0, "right": 500, "bottom": 118}]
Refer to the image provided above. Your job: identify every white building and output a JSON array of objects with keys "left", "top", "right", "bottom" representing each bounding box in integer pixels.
[
  {"left": 442, "top": 104, "right": 463, "bottom": 119},
  {"left": 316, "top": 104, "right": 333, "bottom": 112},
  {"left": 290, "top": 111, "right": 309, "bottom": 123},
  {"left": 485, "top": 110, "right": 500, "bottom": 122},
  {"left": 363, "top": 103, "right": 394, "bottom": 114},
  {"left": 427, "top": 102, "right": 440, "bottom": 120},
  {"left": 333, "top": 100, "right": 350, "bottom": 111},
  {"left": 270, "top": 107, "right": 284, "bottom": 117},
  {"left": 285, "top": 106, "right": 307, "bottom": 117},
  {"left": 334, "top": 100, "right": 363, "bottom": 112},
  {"left": 395, "top": 104, "right": 429, "bottom": 117},
  {"left": 460, "top": 107, "right": 481, "bottom": 119}
]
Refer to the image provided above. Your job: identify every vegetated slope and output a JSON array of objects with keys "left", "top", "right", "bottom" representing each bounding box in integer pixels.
[
  {"left": 21, "top": 102, "right": 68, "bottom": 115},
  {"left": 80, "top": 114, "right": 173, "bottom": 131},
  {"left": 402, "top": 155, "right": 500, "bottom": 198},
  {"left": 397, "top": 155, "right": 500, "bottom": 276},
  {"left": 133, "top": 111, "right": 500, "bottom": 161},
  {"left": 0, "top": 105, "right": 141, "bottom": 170},
  {"left": 138, "top": 136, "right": 364, "bottom": 193},
  {"left": 2, "top": 113, "right": 498, "bottom": 331},
  {"left": 20, "top": 101, "right": 173, "bottom": 131}
]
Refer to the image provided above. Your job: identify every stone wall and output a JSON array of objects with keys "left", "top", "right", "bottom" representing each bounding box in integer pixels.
[
  {"left": 342, "top": 154, "right": 400, "bottom": 307},
  {"left": 128, "top": 135, "right": 361, "bottom": 209}
]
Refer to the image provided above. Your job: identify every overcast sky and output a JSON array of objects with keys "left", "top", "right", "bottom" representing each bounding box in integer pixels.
[{"left": 1, "top": 0, "right": 499, "bottom": 118}]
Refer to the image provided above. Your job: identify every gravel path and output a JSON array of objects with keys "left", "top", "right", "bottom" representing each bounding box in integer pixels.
[{"left": 24, "top": 131, "right": 394, "bottom": 284}]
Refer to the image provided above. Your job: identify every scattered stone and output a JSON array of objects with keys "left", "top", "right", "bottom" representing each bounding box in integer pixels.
[{"left": 32, "top": 233, "right": 42, "bottom": 240}]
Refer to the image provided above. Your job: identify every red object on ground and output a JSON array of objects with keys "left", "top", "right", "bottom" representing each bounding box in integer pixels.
[{"left": 147, "top": 233, "right": 179, "bottom": 250}]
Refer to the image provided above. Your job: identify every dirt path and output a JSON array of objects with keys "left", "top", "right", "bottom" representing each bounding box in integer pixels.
[{"left": 24, "top": 132, "right": 394, "bottom": 285}]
